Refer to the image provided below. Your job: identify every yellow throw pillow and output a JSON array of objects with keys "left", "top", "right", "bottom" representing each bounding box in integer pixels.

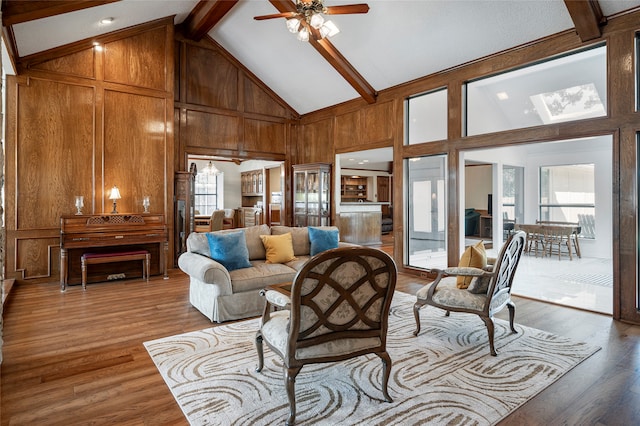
[
  {"left": 456, "top": 241, "right": 487, "bottom": 288},
  {"left": 260, "top": 233, "right": 297, "bottom": 264}
]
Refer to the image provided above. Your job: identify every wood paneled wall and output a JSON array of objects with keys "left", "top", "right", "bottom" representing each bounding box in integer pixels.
[
  {"left": 5, "top": 18, "right": 175, "bottom": 282},
  {"left": 174, "top": 34, "right": 295, "bottom": 165},
  {"left": 173, "top": 33, "right": 297, "bottom": 223}
]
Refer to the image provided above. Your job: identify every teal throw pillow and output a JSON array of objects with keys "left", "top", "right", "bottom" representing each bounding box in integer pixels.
[
  {"left": 206, "top": 231, "right": 251, "bottom": 271},
  {"left": 308, "top": 227, "right": 339, "bottom": 256}
]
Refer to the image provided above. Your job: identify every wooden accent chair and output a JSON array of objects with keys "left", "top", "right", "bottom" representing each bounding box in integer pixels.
[
  {"left": 208, "top": 210, "right": 225, "bottom": 231},
  {"left": 413, "top": 231, "right": 526, "bottom": 356},
  {"left": 255, "top": 247, "right": 397, "bottom": 425}
]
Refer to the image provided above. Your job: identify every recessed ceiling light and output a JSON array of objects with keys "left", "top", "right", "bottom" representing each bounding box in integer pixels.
[
  {"left": 496, "top": 91, "right": 509, "bottom": 100},
  {"left": 100, "top": 17, "right": 114, "bottom": 25}
]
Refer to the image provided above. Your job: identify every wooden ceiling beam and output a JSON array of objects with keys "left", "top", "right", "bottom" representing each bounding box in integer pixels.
[
  {"left": 1, "top": 0, "right": 121, "bottom": 26},
  {"left": 269, "top": 0, "right": 377, "bottom": 104},
  {"left": 563, "top": 0, "right": 606, "bottom": 42},
  {"left": 181, "top": 0, "right": 240, "bottom": 41}
]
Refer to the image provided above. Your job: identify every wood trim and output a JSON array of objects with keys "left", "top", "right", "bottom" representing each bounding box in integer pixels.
[
  {"left": 181, "top": 0, "right": 240, "bottom": 41},
  {"left": 1, "top": 0, "right": 121, "bottom": 26},
  {"left": 17, "top": 16, "right": 175, "bottom": 71},
  {"left": 563, "top": 0, "right": 606, "bottom": 42}
]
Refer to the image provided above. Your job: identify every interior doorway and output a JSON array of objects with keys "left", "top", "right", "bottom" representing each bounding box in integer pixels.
[{"left": 461, "top": 136, "right": 613, "bottom": 314}]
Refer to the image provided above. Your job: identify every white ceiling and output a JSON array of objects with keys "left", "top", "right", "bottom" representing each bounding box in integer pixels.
[{"left": 5, "top": 0, "right": 640, "bottom": 115}]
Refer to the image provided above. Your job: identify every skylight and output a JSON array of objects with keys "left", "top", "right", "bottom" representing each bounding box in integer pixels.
[{"left": 530, "top": 83, "right": 605, "bottom": 124}]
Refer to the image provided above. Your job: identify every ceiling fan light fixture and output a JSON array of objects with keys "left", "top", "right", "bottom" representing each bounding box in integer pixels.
[
  {"left": 286, "top": 18, "right": 301, "bottom": 33},
  {"left": 320, "top": 20, "right": 340, "bottom": 38},
  {"left": 310, "top": 13, "right": 324, "bottom": 29},
  {"left": 297, "top": 27, "right": 310, "bottom": 42}
]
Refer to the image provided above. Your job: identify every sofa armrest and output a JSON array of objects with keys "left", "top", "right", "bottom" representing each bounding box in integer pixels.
[{"left": 178, "top": 252, "right": 233, "bottom": 294}]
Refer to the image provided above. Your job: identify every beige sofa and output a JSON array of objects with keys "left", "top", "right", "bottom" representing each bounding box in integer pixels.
[{"left": 178, "top": 224, "right": 349, "bottom": 322}]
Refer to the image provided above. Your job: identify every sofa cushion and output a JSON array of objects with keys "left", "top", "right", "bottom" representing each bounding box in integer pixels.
[
  {"left": 229, "top": 260, "right": 298, "bottom": 293},
  {"left": 308, "top": 226, "right": 339, "bottom": 256},
  {"left": 260, "top": 233, "right": 297, "bottom": 264},
  {"left": 271, "top": 226, "right": 310, "bottom": 256},
  {"left": 206, "top": 231, "right": 252, "bottom": 271}
]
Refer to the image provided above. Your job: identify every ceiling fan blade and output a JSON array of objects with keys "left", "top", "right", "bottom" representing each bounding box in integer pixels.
[
  {"left": 324, "top": 4, "right": 369, "bottom": 15},
  {"left": 253, "top": 12, "right": 296, "bottom": 20}
]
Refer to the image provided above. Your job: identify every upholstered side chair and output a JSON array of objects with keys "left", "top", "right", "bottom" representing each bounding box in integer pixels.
[
  {"left": 255, "top": 246, "right": 397, "bottom": 426},
  {"left": 413, "top": 231, "right": 526, "bottom": 356},
  {"left": 208, "top": 209, "right": 225, "bottom": 232}
]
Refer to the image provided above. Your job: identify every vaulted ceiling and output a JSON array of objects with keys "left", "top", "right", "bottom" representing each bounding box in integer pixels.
[{"left": 3, "top": 0, "right": 640, "bottom": 115}]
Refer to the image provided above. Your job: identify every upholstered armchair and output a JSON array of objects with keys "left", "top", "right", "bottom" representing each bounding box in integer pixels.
[
  {"left": 255, "top": 246, "right": 397, "bottom": 425},
  {"left": 208, "top": 210, "right": 225, "bottom": 232},
  {"left": 413, "top": 231, "right": 526, "bottom": 356}
]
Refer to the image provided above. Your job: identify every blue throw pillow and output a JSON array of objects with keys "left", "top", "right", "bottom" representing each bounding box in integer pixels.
[
  {"left": 308, "top": 227, "right": 339, "bottom": 256},
  {"left": 206, "top": 231, "right": 251, "bottom": 271}
]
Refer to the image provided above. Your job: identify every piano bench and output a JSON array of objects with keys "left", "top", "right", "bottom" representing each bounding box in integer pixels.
[{"left": 81, "top": 250, "right": 150, "bottom": 290}]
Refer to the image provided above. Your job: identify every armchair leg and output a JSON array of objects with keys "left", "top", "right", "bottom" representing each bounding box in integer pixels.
[
  {"left": 481, "top": 316, "right": 498, "bottom": 356},
  {"left": 413, "top": 302, "right": 423, "bottom": 336},
  {"left": 507, "top": 301, "right": 517, "bottom": 334},
  {"left": 255, "top": 331, "right": 264, "bottom": 372},
  {"left": 285, "top": 367, "right": 301, "bottom": 426},
  {"left": 376, "top": 351, "right": 393, "bottom": 402}
]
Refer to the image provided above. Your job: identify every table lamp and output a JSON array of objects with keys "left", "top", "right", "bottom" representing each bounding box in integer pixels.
[{"left": 109, "top": 186, "right": 121, "bottom": 214}]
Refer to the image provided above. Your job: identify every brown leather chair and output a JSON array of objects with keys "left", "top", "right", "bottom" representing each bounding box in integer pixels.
[{"left": 256, "top": 247, "right": 397, "bottom": 425}]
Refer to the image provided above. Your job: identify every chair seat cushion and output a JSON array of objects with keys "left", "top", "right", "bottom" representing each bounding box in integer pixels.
[
  {"left": 417, "top": 277, "right": 487, "bottom": 311},
  {"left": 262, "top": 310, "right": 382, "bottom": 360}
]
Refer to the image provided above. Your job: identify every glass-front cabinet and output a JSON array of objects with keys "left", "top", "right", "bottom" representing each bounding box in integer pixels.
[{"left": 293, "top": 163, "right": 331, "bottom": 227}]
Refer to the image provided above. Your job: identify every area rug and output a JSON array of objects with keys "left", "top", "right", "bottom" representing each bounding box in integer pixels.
[{"left": 144, "top": 292, "right": 599, "bottom": 425}]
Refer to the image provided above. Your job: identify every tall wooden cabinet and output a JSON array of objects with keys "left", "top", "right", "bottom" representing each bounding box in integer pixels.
[
  {"left": 174, "top": 164, "right": 196, "bottom": 265},
  {"left": 293, "top": 163, "right": 331, "bottom": 227}
]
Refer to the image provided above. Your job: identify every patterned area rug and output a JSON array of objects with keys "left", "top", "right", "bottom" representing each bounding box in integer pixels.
[{"left": 144, "top": 292, "right": 599, "bottom": 425}]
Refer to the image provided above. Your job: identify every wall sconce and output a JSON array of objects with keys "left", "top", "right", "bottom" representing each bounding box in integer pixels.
[
  {"left": 75, "top": 196, "right": 84, "bottom": 215},
  {"left": 142, "top": 196, "right": 150, "bottom": 213},
  {"left": 109, "top": 186, "right": 121, "bottom": 214}
]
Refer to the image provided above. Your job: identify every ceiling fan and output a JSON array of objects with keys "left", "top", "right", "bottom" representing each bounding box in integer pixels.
[{"left": 254, "top": 0, "right": 369, "bottom": 41}]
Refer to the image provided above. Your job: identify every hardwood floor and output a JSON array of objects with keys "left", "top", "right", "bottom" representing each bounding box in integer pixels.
[{"left": 2, "top": 270, "right": 639, "bottom": 425}]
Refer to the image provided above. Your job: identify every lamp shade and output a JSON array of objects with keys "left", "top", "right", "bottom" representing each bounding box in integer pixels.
[{"left": 109, "top": 186, "right": 121, "bottom": 200}]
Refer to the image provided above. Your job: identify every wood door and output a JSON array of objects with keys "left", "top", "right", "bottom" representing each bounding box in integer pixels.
[{"left": 377, "top": 176, "right": 391, "bottom": 216}]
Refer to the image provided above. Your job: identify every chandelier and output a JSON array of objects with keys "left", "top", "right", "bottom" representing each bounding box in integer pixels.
[
  {"left": 202, "top": 161, "right": 220, "bottom": 176},
  {"left": 286, "top": 0, "right": 340, "bottom": 42}
]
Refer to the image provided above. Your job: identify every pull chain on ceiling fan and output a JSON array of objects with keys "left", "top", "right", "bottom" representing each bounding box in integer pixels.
[{"left": 254, "top": 0, "right": 369, "bottom": 42}]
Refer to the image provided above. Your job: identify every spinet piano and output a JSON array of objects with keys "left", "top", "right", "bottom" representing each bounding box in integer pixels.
[{"left": 60, "top": 214, "right": 168, "bottom": 291}]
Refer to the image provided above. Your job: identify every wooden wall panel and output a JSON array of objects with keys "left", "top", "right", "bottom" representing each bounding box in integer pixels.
[
  {"left": 185, "top": 44, "right": 237, "bottom": 109},
  {"left": 16, "top": 78, "right": 94, "bottom": 228},
  {"left": 31, "top": 48, "right": 95, "bottom": 79},
  {"left": 362, "top": 100, "right": 395, "bottom": 144},
  {"left": 297, "top": 118, "right": 333, "bottom": 164},
  {"left": 243, "top": 77, "right": 287, "bottom": 118},
  {"left": 184, "top": 109, "right": 239, "bottom": 150},
  {"left": 104, "top": 26, "right": 168, "bottom": 91},
  {"left": 334, "top": 110, "right": 360, "bottom": 150},
  {"left": 103, "top": 91, "right": 167, "bottom": 214},
  {"left": 15, "top": 238, "right": 59, "bottom": 279},
  {"left": 243, "top": 119, "right": 286, "bottom": 154}
]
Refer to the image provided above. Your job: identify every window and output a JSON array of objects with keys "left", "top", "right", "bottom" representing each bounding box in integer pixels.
[
  {"left": 406, "top": 155, "right": 447, "bottom": 269},
  {"left": 195, "top": 172, "right": 220, "bottom": 216},
  {"left": 539, "top": 164, "right": 595, "bottom": 238},
  {"left": 406, "top": 88, "right": 448, "bottom": 144},
  {"left": 466, "top": 45, "right": 606, "bottom": 136}
]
